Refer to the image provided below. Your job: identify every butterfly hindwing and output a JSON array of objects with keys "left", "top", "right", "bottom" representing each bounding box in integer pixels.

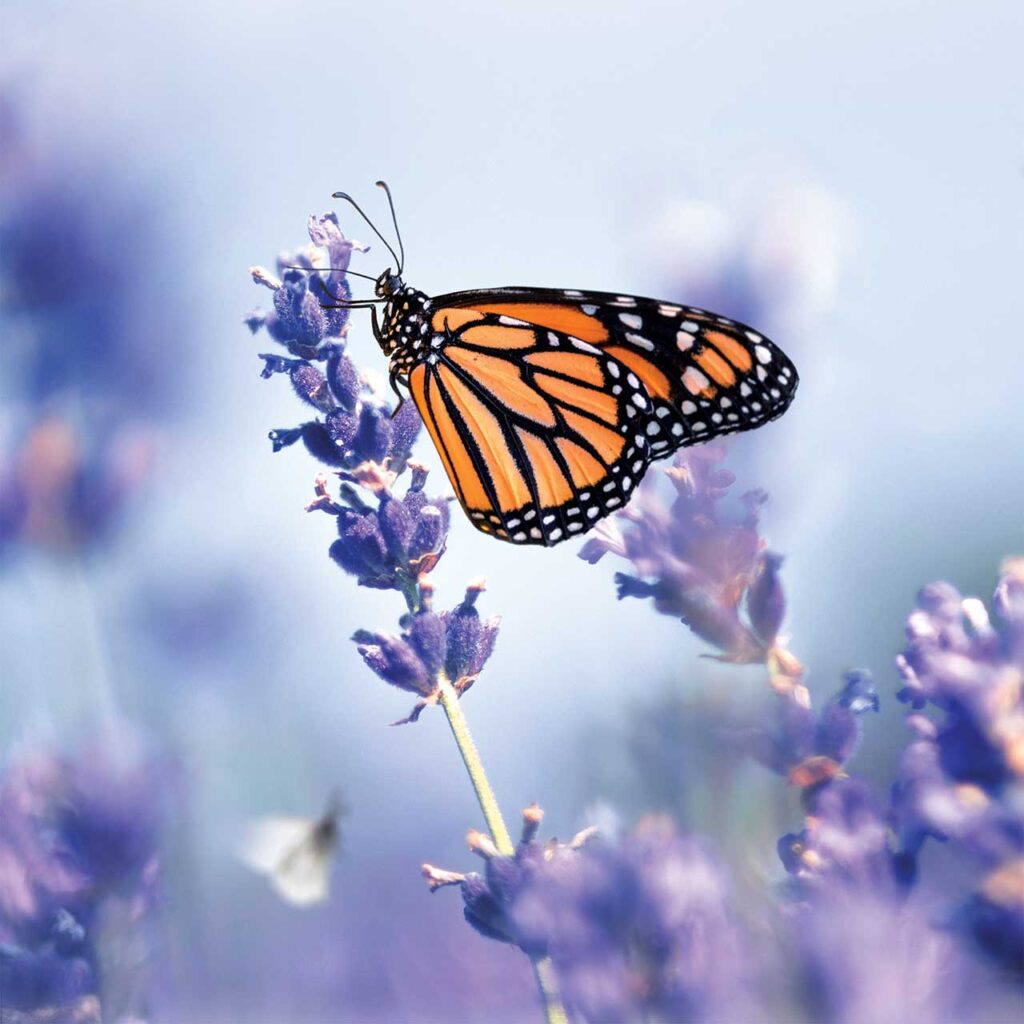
[{"left": 403, "top": 287, "right": 798, "bottom": 547}]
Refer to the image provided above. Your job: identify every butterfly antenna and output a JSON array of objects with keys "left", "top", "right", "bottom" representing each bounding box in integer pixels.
[
  {"left": 374, "top": 180, "right": 405, "bottom": 274},
  {"left": 282, "top": 265, "right": 380, "bottom": 283},
  {"left": 331, "top": 189, "right": 402, "bottom": 272}
]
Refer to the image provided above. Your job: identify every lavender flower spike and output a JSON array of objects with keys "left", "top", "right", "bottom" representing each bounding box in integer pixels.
[
  {"left": 425, "top": 807, "right": 751, "bottom": 1024},
  {"left": 584, "top": 446, "right": 807, "bottom": 695},
  {"left": 890, "top": 559, "right": 1024, "bottom": 972}
]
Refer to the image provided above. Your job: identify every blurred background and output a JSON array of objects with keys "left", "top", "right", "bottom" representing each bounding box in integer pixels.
[{"left": 2, "top": 2, "right": 1022, "bottom": 1021}]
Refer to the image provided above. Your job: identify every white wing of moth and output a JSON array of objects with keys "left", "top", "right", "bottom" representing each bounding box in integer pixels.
[{"left": 239, "top": 801, "right": 342, "bottom": 906}]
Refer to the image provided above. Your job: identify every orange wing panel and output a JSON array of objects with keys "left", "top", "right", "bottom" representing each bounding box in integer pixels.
[
  {"left": 445, "top": 347, "right": 557, "bottom": 427},
  {"left": 471, "top": 302, "right": 609, "bottom": 344},
  {"left": 460, "top": 324, "right": 538, "bottom": 350},
  {"left": 409, "top": 365, "right": 489, "bottom": 511},
  {"left": 437, "top": 365, "right": 532, "bottom": 513},
  {"left": 516, "top": 428, "right": 574, "bottom": 508},
  {"left": 532, "top": 372, "right": 618, "bottom": 426},
  {"left": 703, "top": 330, "right": 753, "bottom": 372},
  {"left": 524, "top": 351, "right": 605, "bottom": 387},
  {"left": 695, "top": 347, "right": 737, "bottom": 388},
  {"left": 556, "top": 437, "right": 608, "bottom": 489},
  {"left": 604, "top": 345, "right": 672, "bottom": 399},
  {"left": 557, "top": 407, "right": 625, "bottom": 464},
  {"left": 431, "top": 307, "right": 484, "bottom": 333}
]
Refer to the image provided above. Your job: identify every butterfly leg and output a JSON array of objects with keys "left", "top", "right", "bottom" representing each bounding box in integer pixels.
[{"left": 388, "top": 368, "right": 407, "bottom": 418}]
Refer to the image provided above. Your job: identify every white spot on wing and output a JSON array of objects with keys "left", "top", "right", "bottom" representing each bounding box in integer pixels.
[
  {"left": 625, "top": 332, "right": 655, "bottom": 351},
  {"left": 682, "top": 367, "right": 710, "bottom": 395}
]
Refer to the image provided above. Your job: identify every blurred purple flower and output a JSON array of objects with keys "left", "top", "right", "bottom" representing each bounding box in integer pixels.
[
  {"left": 781, "top": 891, "right": 973, "bottom": 1024},
  {"left": 0, "top": 91, "right": 183, "bottom": 558},
  {"left": 644, "top": 185, "right": 849, "bottom": 337},
  {"left": 890, "top": 559, "right": 1024, "bottom": 972},
  {"left": 777, "top": 777, "right": 897, "bottom": 895},
  {"left": 745, "top": 670, "right": 879, "bottom": 789},
  {"left": 0, "top": 728, "right": 171, "bottom": 1020},
  {"left": 582, "top": 446, "right": 807, "bottom": 700},
  {"left": 425, "top": 808, "right": 750, "bottom": 1024}
]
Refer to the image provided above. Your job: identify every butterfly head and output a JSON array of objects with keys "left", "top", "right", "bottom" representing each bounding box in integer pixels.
[{"left": 375, "top": 268, "right": 403, "bottom": 299}]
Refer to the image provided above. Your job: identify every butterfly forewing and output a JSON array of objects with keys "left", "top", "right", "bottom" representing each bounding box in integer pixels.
[
  {"left": 402, "top": 287, "right": 797, "bottom": 547},
  {"left": 408, "top": 317, "right": 652, "bottom": 545}
]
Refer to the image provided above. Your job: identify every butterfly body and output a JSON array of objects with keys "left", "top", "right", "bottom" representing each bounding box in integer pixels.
[{"left": 366, "top": 269, "right": 798, "bottom": 548}]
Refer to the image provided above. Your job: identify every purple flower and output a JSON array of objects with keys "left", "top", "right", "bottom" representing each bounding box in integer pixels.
[
  {"left": 425, "top": 808, "right": 750, "bottom": 1024},
  {"left": 744, "top": 670, "right": 879, "bottom": 788},
  {"left": 0, "top": 728, "right": 171, "bottom": 1019},
  {"left": 777, "top": 777, "right": 897, "bottom": 894},
  {"left": 249, "top": 217, "right": 510, "bottom": 736},
  {"left": 353, "top": 581, "right": 500, "bottom": 722},
  {"left": 0, "top": 92, "right": 183, "bottom": 557},
  {"left": 583, "top": 447, "right": 803, "bottom": 676},
  {"left": 651, "top": 185, "right": 848, "bottom": 336},
  {"left": 889, "top": 560, "right": 1024, "bottom": 971},
  {"left": 326, "top": 467, "right": 449, "bottom": 591}
]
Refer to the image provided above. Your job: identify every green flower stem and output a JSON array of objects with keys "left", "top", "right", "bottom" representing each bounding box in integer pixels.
[
  {"left": 435, "top": 675, "right": 569, "bottom": 1024},
  {"left": 530, "top": 954, "right": 570, "bottom": 1024},
  {"left": 436, "top": 674, "right": 513, "bottom": 854}
]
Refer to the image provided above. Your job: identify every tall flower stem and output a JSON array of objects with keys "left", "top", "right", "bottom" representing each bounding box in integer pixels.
[
  {"left": 435, "top": 676, "right": 569, "bottom": 1024},
  {"left": 436, "top": 675, "right": 513, "bottom": 852}
]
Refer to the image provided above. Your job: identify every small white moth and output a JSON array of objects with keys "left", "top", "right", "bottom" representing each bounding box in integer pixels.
[{"left": 239, "top": 794, "right": 344, "bottom": 906}]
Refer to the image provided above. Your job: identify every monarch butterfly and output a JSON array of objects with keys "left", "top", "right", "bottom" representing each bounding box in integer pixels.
[{"left": 327, "top": 184, "right": 798, "bottom": 548}]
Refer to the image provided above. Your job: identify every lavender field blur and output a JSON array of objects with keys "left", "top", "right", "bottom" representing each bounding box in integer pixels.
[{"left": 2, "top": 2, "right": 1023, "bottom": 1022}]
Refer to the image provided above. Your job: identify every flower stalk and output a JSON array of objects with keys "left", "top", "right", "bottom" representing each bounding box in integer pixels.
[
  {"left": 436, "top": 675, "right": 514, "bottom": 855},
  {"left": 248, "top": 216, "right": 568, "bottom": 1023},
  {"left": 436, "top": 675, "right": 569, "bottom": 1024}
]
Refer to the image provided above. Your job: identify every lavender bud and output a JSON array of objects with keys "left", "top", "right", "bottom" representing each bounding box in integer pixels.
[
  {"left": 407, "top": 611, "right": 447, "bottom": 677},
  {"left": 264, "top": 309, "right": 292, "bottom": 343},
  {"left": 300, "top": 422, "right": 344, "bottom": 467},
  {"left": 409, "top": 505, "right": 447, "bottom": 562},
  {"left": 377, "top": 495, "right": 414, "bottom": 562},
  {"left": 814, "top": 702, "right": 858, "bottom": 765},
  {"left": 269, "top": 425, "right": 305, "bottom": 452},
  {"left": 330, "top": 508, "right": 389, "bottom": 582},
  {"left": 325, "top": 410, "right": 357, "bottom": 448},
  {"left": 289, "top": 363, "right": 334, "bottom": 413},
  {"left": 837, "top": 669, "right": 880, "bottom": 715},
  {"left": 387, "top": 400, "right": 423, "bottom": 466},
  {"left": 462, "top": 873, "right": 514, "bottom": 944},
  {"left": 443, "top": 583, "right": 490, "bottom": 683},
  {"left": 353, "top": 631, "right": 432, "bottom": 695},
  {"left": 352, "top": 405, "right": 391, "bottom": 464},
  {"left": 326, "top": 347, "right": 361, "bottom": 411}
]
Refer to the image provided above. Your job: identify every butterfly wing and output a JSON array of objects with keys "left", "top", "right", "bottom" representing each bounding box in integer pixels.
[
  {"left": 407, "top": 287, "right": 797, "bottom": 546},
  {"left": 239, "top": 814, "right": 338, "bottom": 906}
]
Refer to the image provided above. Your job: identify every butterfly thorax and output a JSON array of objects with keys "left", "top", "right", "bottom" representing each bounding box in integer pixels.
[{"left": 379, "top": 284, "right": 433, "bottom": 377}]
